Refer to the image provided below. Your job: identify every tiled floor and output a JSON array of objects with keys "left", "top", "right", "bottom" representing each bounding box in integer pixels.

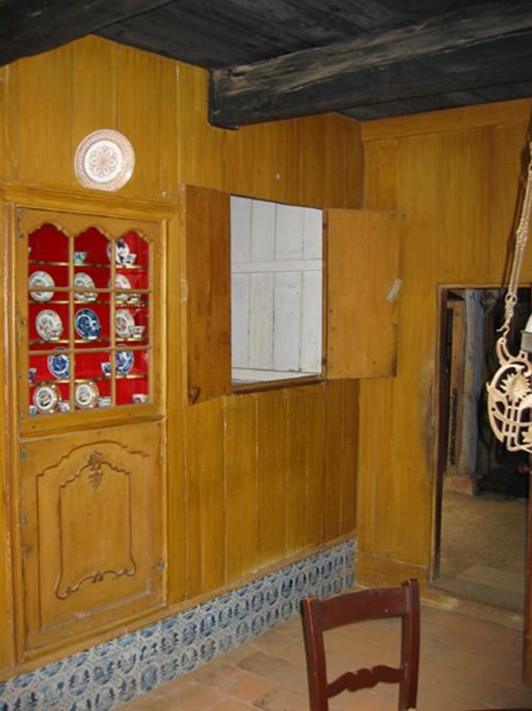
[{"left": 122, "top": 596, "right": 531, "bottom": 710}]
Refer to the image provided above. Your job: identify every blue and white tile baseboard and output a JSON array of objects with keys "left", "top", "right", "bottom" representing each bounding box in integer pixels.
[{"left": 0, "top": 538, "right": 355, "bottom": 711}]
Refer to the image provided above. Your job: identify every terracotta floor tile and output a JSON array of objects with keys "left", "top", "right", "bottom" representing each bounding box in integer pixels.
[
  {"left": 220, "top": 670, "right": 278, "bottom": 702},
  {"left": 122, "top": 598, "right": 531, "bottom": 711},
  {"left": 211, "top": 701, "right": 257, "bottom": 710},
  {"left": 252, "top": 684, "right": 309, "bottom": 710}
]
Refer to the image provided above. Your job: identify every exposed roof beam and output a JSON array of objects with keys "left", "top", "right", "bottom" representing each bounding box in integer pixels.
[
  {"left": 209, "top": 1, "right": 532, "bottom": 128},
  {"left": 0, "top": 0, "right": 176, "bottom": 66}
]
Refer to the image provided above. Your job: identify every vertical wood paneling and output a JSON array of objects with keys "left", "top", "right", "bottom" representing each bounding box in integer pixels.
[
  {"left": 324, "top": 380, "right": 360, "bottom": 541},
  {"left": 249, "top": 272, "right": 274, "bottom": 368},
  {"left": 257, "top": 390, "right": 289, "bottom": 563},
  {"left": 339, "top": 380, "right": 358, "bottom": 534},
  {"left": 297, "top": 114, "right": 363, "bottom": 209},
  {"left": 0, "top": 40, "right": 364, "bottom": 660},
  {"left": 183, "top": 186, "right": 231, "bottom": 404},
  {"left": 9, "top": 46, "right": 73, "bottom": 187},
  {"left": 304, "top": 384, "right": 327, "bottom": 547},
  {"left": 71, "top": 37, "right": 118, "bottom": 163},
  {"left": 224, "top": 120, "right": 300, "bottom": 203},
  {"left": 166, "top": 212, "right": 187, "bottom": 604},
  {"left": 359, "top": 102, "right": 532, "bottom": 579},
  {"left": 224, "top": 395, "right": 258, "bottom": 581},
  {"left": 0, "top": 202, "right": 15, "bottom": 669},
  {"left": 176, "top": 62, "right": 225, "bottom": 191},
  {"left": 285, "top": 384, "right": 326, "bottom": 551},
  {"left": 115, "top": 45, "right": 164, "bottom": 199},
  {"left": 251, "top": 200, "right": 276, "bottom": 259},
  {"left": 273, "top": 272, "right": 302, "bottom": 371},
  {"left": 326, "top": 209, "right": 400, "bottom": 379},
  {"left": 0, "top": 66, "right": 16, "bottom": 182},
  {"left": 186, "top": 400, "right": 226, "bottom": 596},
  {"left": 300, "top": 271, "right": 322, "bottom": 372},
  {"left": 324, "top": 380, "right": 344, "bottom": 541}
]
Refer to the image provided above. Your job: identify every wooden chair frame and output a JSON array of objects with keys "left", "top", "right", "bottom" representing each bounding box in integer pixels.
[{"left": 301, "top": 578, "right": 420, "bottom": 711}]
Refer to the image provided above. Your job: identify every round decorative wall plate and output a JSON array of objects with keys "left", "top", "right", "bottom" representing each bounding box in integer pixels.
[{"left": 74, "top": 129, "right": 135, "bottom": 192}]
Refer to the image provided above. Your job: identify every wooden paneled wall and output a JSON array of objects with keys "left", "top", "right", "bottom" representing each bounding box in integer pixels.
[
  {"left": 358, "top": 99, "right": 532, "bottom": 584},
  {"left": 171, "top": 61, "right": 361, "bottom": 602},
  {"left": 0, "top": 34, "right": 362, "bottom": 667}
]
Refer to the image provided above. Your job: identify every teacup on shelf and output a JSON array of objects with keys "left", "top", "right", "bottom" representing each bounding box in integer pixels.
[
  {"left": 58, "top": 401, "right": 71, "bottom": 413},
  {"left": 123, "top": 253, "right": 137, "bottom": 266},
  {"left": 131, "top": 325, "right": 146, "bottom": 340},
  {"left": 101, "top": 362, "right": 112, "bottom": 378},
  {"left": 98, "top": 396, "right": 112, "bottom": 408},
  {"left": 132, "top": 393, "right": 149, "bottom": 404},
  {"left": 74, "top": 251, "right": 87, "bottom": 265},
  {"left": 28, "top": 367, "right": 37, "bottom": 384}
]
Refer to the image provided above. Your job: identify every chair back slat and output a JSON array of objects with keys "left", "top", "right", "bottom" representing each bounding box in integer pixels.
[{"left": 301, "top": 578, "right": 420, "bottom": 711}]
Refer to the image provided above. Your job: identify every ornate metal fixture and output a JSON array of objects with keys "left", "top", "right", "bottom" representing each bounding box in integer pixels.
[{"left": 486, "top": 140, "right": 532, "bottom": 452}]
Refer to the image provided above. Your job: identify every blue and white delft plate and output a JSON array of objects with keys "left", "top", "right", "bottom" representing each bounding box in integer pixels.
[
  {"left": 74, "top": 308, "right": 101, "bottom": 340},
  {"left": 47, "top": 350, "right": 70, "bottom": 379},
  {"left": 116, "top": 350, "right": 134, "bottom": 376}
]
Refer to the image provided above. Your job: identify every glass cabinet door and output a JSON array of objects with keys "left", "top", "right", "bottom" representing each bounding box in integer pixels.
[{"left": 21, "top": 210, "right": 158, "bottom": 418}]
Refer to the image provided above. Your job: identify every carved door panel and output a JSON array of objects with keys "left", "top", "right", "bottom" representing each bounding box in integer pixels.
[{"left": 18, "top": 421, "right": 165, "bottom": 655}]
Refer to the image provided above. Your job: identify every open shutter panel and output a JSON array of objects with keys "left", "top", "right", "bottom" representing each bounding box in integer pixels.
[
  {"left": 182, "top": 185, "right": 231, "bottom": 404},
  {"left": 325, "top": 209, "right": 400, "bottom": 379}
]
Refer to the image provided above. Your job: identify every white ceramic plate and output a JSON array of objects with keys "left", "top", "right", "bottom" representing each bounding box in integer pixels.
[
  {"left": 36, "top": 309, "right": 63, "bottom": 341},
  {"left": 74, "top": 272, "right": 97, "bottom": 302},
  {"left": 115, "top": 273, "right": 131, "bottom": 302},
  {"left": 74, "top": 129, "right": 135, "bottom": 192},
  {"left": 75, "top": 381, "right": 100, "bottom": 409},
  {"left": 33, "top": 383, "right": 60, "bottom": 414},
  {"left": 29, "top": 271, "right": 55, "bottom": 302},
  {"left": 115, "top": 309, "right": 135, "bottom": 339}
]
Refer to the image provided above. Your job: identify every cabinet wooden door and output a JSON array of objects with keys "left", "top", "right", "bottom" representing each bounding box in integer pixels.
[{"left": 17, "top": 422, "right": 165, "bottom": 655}]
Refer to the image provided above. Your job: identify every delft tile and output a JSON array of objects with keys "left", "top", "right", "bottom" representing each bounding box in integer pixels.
[
  {"left": 68, "top": 699, "right": 94, "bottom": 711},
  {"left": 0, "top": 539, "right": 354, "bottom": 711},
  {"left": 159, "top": 658, "right": 179, "bottom": 685},
  {"left": 217, "top": 602, "right": 234, "bottom": 630},
  {"left": 92, "top": 661, "right": 115, "bottom": 686},
  {"left": 199, "top": 610, "right": 217, "bottom": 638},
  {"left": 217, "top": 631, "right": 234, "bottom": 654},
  {"left": 116, "top": 677, "right": 138, "bottom": 704},
  {"left": 180, "top": 647, "right": 199, "bottom": 673},
  {"left": 38, "top": 660, "right": 65, "bottom": 679},
  {"left": 8, "top": 674, "right": 35, "bottom": 691},
  {"left": 139, "top": 665, "right": 159, "bottom": 694},
  {"left": 94, "top": 685, "right": 116, "bottom": 711},
  {"left": 67, "top": 668, "right": 92, "bottom": 698}
]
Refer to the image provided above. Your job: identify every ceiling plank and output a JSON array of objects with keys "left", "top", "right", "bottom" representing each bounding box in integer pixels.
[
  {"left": 209, "top": 1, "right": 532, "bottom": 127},
  {"left": 0, "top": 0, "right": 177, "bottom": 66}
]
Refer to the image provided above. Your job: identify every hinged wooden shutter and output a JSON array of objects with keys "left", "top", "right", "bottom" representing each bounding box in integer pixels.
[
  {"left": 182, "top": 185, "right": 231, "bottom": 404},
  {"left": 325, "top": 209, "right": 400, "bottom": 379}
]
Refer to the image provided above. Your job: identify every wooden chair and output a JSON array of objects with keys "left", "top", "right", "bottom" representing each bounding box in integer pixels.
[{"left": 301, "top": 578, "right": 420, "bottom": 711}]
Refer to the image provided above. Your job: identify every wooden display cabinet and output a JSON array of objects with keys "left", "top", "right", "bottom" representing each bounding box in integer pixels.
[
  {"left": 22, "top": 211, "right": 154, "bottom": 420},
  {"left": 7, "top": 201, "right": 168, "bottom": 660}
]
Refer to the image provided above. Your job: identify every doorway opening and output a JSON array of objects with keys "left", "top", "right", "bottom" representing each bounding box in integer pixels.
[{"left": 433, "top": 287, "right": 529, "bottom": 612}]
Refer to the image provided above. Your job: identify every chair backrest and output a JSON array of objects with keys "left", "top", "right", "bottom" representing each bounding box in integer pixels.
[{"left": 300, "top": 578, "right": 420, "bottom": 711}]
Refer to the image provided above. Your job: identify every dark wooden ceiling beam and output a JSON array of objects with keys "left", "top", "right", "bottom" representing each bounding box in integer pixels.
[
  {"left": 209, "top": 1, "right": 532, "bottom": 127},
  {"left": 0, "top": 0, "right": 177, "bottom": 66}
]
